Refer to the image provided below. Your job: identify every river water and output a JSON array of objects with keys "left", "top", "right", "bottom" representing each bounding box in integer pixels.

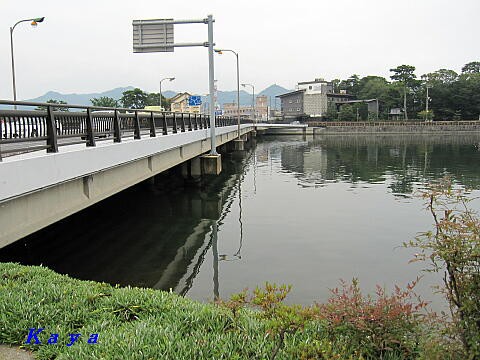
[{"left": 2, "top": 133, "right": 480, "bottom": 310}]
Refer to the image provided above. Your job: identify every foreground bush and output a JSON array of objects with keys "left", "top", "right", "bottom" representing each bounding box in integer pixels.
[
  {"left": 406, "top": 179, "right": 480, "bottom": 359},
  {"left": 0, "top": 262, "right": 459, "bottom": 359}
]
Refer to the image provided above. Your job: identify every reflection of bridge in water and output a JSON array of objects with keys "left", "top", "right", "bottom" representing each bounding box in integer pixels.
[{"left": 0, "top": 149, "right": 253, "bottom": 298}]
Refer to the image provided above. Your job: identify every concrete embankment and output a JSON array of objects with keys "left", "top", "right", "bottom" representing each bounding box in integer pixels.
[{"left": 309, "top": 121, "right": 480, "bottom": 135}]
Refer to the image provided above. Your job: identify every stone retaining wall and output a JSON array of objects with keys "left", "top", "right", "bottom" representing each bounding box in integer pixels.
[{"left": 312, "top": 122, "right": 480, "bottom": 134}]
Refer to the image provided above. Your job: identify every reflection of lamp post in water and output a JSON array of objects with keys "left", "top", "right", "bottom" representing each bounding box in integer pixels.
[
  {"left": 219, "top": 172, "right": 244, "bottom": 261},
  {"left": 211, "top": 221, "right": 219, "bottom": 300}
]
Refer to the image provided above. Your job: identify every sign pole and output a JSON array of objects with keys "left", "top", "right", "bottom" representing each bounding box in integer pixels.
[{"left": 207, "top": 15, "right": 217, "bottom": 155}]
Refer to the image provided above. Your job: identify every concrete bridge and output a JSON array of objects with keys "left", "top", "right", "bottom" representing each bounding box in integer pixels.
[{"left": 0, "top": 100, "right": 305, "bottom": 249}]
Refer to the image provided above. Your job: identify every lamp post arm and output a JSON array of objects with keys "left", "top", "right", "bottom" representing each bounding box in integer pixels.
[{"left": 11, "top": 19, "right": 32, "bottom": 32}]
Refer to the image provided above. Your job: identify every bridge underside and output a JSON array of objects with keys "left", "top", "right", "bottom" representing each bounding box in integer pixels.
[{"left": 0, "top": 126, "right": 253, "bottom": 249}]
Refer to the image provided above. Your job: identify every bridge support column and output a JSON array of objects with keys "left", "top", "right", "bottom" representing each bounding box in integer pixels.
[
  {"left": 181, "top": 157, "right": 202, "bottom": 186},
  {"left": 201, "top": 154, "right": 222, "bottom": 175},
  {"left": 232, "top": 139, "right": 245, "bottom": 151},
  {"left": 217, "top": 144, "right": 228, "bottom": 154}
]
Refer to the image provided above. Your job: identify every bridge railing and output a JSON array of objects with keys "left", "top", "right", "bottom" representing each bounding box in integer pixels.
[{"left": 0, "top": 100, "right": 239, "bottom": 160}]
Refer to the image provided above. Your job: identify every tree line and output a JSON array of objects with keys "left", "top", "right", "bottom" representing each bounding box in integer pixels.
[
  {"left": 35, "top": 88, "right": 171, "bottom": 112},
  {"left": 91, "top": 88, "right": 171, "bottom": 110},
  {"left": 327, "top": 61, "right": 480, "bottom": 121}
]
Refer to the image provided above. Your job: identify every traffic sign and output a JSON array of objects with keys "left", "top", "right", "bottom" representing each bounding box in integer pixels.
[
  {"left": 133, "top": 19, "right": 174, "bottom": 53},
  {"left": 188, "top": 96, "right": 202, "bottom": 106},
  {"left": 215, "top": 110, "right": 223, "bottom": 116}
]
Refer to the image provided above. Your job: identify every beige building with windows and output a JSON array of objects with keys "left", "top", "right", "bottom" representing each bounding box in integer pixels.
[
  {"left": 222, "top": 95, "right": 269, "bottom": 120},
  {"left": 170, "top": 92, "right": 201, "bottom": 114}
]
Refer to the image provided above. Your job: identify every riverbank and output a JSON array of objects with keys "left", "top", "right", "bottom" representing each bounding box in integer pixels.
[
  {"left": 313, "top": 121, "right": 480, "bottom": 135},
  {"left": 261, "top": 121, "right": 480, "bottom": 135},
  {"left": 0, "top": 262, "right": 461, "bottom": 359}
]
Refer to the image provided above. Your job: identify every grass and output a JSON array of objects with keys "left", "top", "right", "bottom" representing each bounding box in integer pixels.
[{"left": 0, "top": 262, "right": 460, "bottom": 359}]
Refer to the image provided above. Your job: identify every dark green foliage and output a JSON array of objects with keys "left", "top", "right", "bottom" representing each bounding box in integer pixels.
[
  {"left": 333, "top": 61, "right": 480, "bottom": 121},
  {"left": 120, "top": 88, "right": 148, "bottom": 109},
  {"left": 338, "top": 104, "right": 356, "bottom": 121},
  {"left": 461, "top": 61, "right": 480, "bottom": 74},
  {"left": 35, "top": 99, "right": 69, "bottom": 112},
  {"left": 90, "top": 96, "right": 118, "bottom": 108}
]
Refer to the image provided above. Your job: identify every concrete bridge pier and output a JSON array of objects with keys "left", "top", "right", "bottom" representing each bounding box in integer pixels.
[
  {"left": 180, "top": 153, "right": 222, "bottom": 179},
  {"left": 232, "top": 139, "right": 245, "bottom": 151},
  {"left": 181, "top": 157, "right": 202, "bottom": 185}
]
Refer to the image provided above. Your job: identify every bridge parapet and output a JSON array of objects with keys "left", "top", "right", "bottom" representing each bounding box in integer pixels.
[{"left": 0, "top": 100, "right": 241, "bottom": 160}]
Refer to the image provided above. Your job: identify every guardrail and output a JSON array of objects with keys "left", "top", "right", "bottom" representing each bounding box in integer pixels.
[{"left": 0, "top": 100, "right": 239, "bottom": 160}]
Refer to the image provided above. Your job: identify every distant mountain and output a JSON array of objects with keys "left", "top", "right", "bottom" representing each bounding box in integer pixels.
[
  {"left": 2, "top": 84, "right": 291, "bottom": 110},
  {"left": 200, "top": 84, "right": 291, "bottom": 109},
  {"left": 25, "top": 87, "right": 135, "bottom": 106},
  {"left": 259, "top": 84, "right": 291, "bottom": 98}
]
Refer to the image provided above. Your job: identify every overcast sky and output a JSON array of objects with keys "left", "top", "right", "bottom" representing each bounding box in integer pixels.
[{"left": 1, "top": 0, "right": 479, "bottom": 100}]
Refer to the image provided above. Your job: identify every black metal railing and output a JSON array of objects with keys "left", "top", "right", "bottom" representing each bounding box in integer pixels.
[{"left": 0, "top": 100, "right": 241, "bottom": 160}]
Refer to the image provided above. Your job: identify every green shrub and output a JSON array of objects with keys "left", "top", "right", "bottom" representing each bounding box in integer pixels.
[{"left": 406, "top": 179, "right": 480, "bottom": 359}]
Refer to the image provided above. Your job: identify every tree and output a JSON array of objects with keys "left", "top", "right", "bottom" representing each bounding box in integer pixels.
[
  {"left": 120, "top": 88, "right": 148, "bottom": 109},
  {"left": 339, "top": 74, "right": 361, "bottom": 96},
  {"left": 390, "top": 65, "right": 419, "bottom": 120},
  {"left": 331, "top": 78, "right": 341, "bottom": 93},
  {"left": 358, "top": 77, "right": 392, "bottom": 120},
  {"left": 325, "top": 102, "right": 338, "bottom": 121},
  {"left": 90, "top": 96, "right": 118, "bottom": 108},
  {"left": 461, "top": 61, "right": 480, "bottom": 74},
  {"left": 337, "top": 104, "right": 356, "bottom": 121},
  {"left": 35, "top": 99, "right": 69, "bottom": 112},
  {"left": 425, "top": 69, "right": 458, "bottom": 85},
  {"left": 146, "top": 92, "right": 160, "bottom": 107}
]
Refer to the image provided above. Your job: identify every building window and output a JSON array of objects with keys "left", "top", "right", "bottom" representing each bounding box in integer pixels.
[{"left": 297, "top": 108, "right": 300, "bottom": 111}]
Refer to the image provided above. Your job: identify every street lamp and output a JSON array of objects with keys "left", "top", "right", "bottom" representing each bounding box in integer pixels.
[
  {"left": 10, "top": 17, "right": 45, "bottom": 109},
  {"left": 421, "top": 75, "right": 432, "bottom": 122},
  {"left": 214, "top": 48, "right": 241, "bottom": 139},
  {"left": 159, "top": 77, "right": 175, "bottom": 110},
  {"left": 241, "top": 83, "right": 255, "bottom": 123}
]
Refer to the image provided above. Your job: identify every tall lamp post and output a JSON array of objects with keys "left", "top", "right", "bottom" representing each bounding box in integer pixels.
[
  {"left": 10, "top": 17, "right": 45, "bottom": 109},
  {"left": 159, "top": 77, "right": 175, "bottom": 110},
  {"left": 241, "top": 83, "right": 255, "bottom": 123},
  {"left": 214, "top": 48, "right": 241, "bottom": 139},
  {"left": 421, "top": 74, "right": 432, "bottom": 122}
]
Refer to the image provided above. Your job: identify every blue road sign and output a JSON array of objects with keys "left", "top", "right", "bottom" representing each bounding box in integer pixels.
[
  {"left": 188, "top": 96, "right": 202, "bottom": 106},
  {"left": 215, "top": 110, "right": 223, "bottom": 116}
]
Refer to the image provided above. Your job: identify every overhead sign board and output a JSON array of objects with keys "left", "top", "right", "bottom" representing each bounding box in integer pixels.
[
  {"left": 188, "top": 96, "right": 202, "bottom": 106},
  {"left": 215, "top": 110, "right": 223, "bottom": 116},
  {"left": 132, "top": 19, "right": 174, "bottom": 53}
]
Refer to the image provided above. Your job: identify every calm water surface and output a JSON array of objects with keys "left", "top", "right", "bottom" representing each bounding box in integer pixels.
[{"left": 2, "top": 134, "right": 480, "bottom": 309}]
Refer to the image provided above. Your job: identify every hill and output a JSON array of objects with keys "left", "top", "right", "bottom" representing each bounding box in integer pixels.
[{"left": 2, "top": 84, "right": 291, "bottom": 110}]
